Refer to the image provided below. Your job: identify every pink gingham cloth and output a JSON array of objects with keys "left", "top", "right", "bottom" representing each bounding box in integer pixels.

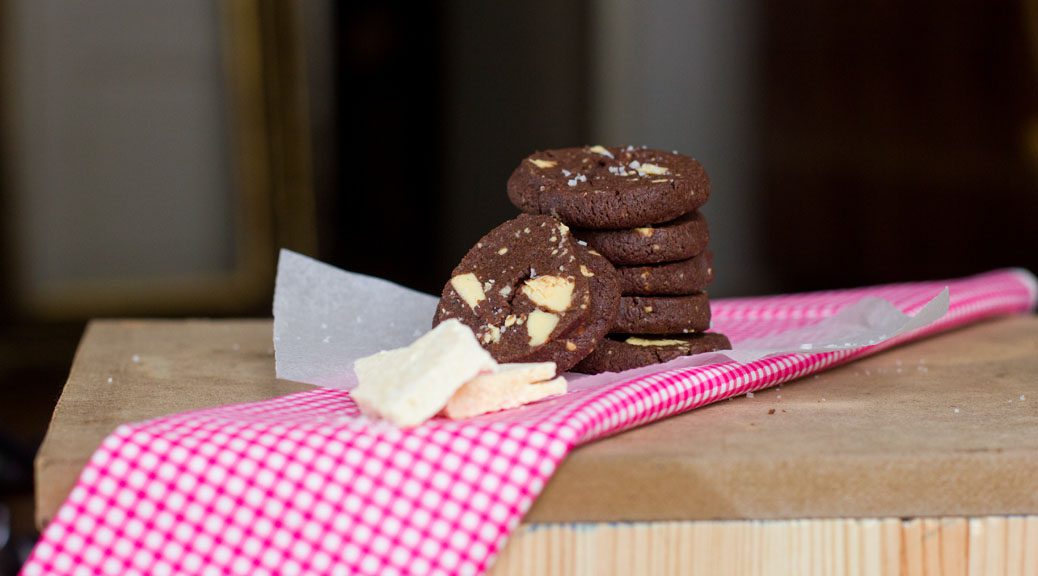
[{"left": 24, "top": 269, "right": 1036, "bottom": 576}]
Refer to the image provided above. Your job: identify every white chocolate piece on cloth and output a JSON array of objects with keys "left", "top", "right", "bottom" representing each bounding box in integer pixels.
[
  {"left": 352, "top": 319, "right": 497, "bottom": 427},
  {"left": 445, "top": 362, "right": 567, "bottom": 420}
]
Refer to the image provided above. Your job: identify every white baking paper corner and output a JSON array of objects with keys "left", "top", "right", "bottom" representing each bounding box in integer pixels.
[{"left": 273, "top": 249, "right": 438, "bottom": 389}]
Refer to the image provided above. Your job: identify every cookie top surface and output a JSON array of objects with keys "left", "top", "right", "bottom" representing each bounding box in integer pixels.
[
  {"left": 433, "top": 214, "right": 594, "bottom": 367},
  {"left": 572, "top": 332, "right": 732, "bottom": 374},
  {"left": 505, "top": 244, "right": 621, "bottom": 371},
  {"left": 507, "top": 146, "right": 711, "bottom": 229},
  {"left": 575, "top": 211, "right": 709, "bottom": 266}
]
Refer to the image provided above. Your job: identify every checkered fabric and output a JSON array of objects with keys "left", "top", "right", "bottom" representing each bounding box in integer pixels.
[{"left": 23, "top": 269, "right": 1035, "bottom": 576}]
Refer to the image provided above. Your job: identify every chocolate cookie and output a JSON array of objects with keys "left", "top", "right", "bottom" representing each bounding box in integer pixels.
[
  {"left": 564, "top": 247, "right": 621, "bottom": 363},
  {"left": 507, "top": 146, "right": 711, "bottom": 229},
  {"left": 612, "top": 293, "right": 711, "bottom": 334},
  {"left": 574, "top": 211, "right": 709, "bottom": 266},
  {"left": 617, "top": 251, "right": 713, "bottom": 296},
  {"left": 433, "top": 214, "right": 604, "bottom": 371},
  {"left": 572, "top": 332, "right": 732, "bottom": 374}
]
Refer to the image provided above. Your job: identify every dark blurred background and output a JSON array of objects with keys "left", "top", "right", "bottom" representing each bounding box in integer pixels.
[{"left": 0, "top": 0, "right": 1036, "bottom": 570}]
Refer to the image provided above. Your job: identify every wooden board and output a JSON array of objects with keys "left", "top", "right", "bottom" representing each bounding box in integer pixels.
[
  {"left": 530, "top": 315, "right": 1038, "bottom": 523},
  {"left": 489, "top": 516, "right": 1038, "bottom": 576},
  {"left": 35, "top": 316, "right": 1038, "bottom": 530}
]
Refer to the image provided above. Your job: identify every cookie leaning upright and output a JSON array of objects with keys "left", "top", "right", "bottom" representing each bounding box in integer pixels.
[
  {"left": 433, "top": 213, "right": 619, "bottom": 372},
  {"left": 507, "top": 145, "right": 711, "bottom": 229}
]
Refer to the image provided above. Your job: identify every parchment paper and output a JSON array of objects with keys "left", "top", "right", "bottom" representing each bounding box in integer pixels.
[{"left": 273, "top": 249, "right": 948, "bottom": 391}]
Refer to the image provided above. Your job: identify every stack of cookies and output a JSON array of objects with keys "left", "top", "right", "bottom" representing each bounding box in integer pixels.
[{"left": 506, "top": 145, "right": 731, "bottom": 374}]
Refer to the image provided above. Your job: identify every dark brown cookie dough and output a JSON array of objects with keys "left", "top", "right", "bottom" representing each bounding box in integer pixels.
[
  {"left": 433, "top": 213, "right": 600, "bottom": 371},
  {"left": 574, "top": 211, "right": 709, "bottom": 266},
  {"left": 558, "top": 246, "right": 621, "bottom": 365},
  {"left": 612, "top": 293, "right": 712, "bottom": 334},
  {"left": 616, "top": 251, "right": 714, "bottom": 296},
  {"left": 572, "top": 332, "right": 732, "bottom": 374},
  {"left": 507, "top": 146, "right": 711, "bottom": 229}
]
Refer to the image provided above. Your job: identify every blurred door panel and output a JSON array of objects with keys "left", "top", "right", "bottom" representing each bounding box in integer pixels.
[{"left": 1, "top": 0, "right": 317, "bottom": 318}]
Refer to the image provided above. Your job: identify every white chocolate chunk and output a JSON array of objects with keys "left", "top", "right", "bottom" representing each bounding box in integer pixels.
[
  {"left": 521, "top": 275, "right": 575, "bottom": 312},
  {"left": 526, "top": 310, "right": 559, "bottom": 346},
  {"left": 529, "top": 158, "right": 557, "bottom": 169},
  {"left": 588, "top": 145, "right": 614, "bottom": 158},
  {"left": 634, "top": 227, "right": 654, "bottom": 237},
  {"left": 625, "top": 336, "right": 688, "bottom": 347},
  {"left": 579, "top": 265, "right": 594, "bottom": 277},
  {"left": 352, "top": 319, "right": 497, "bottom": 427},
  {"left": 445, "top": 363, "right": 565, "bottom": 419},
  {"left": 450, "top": 273, "right": 485, "bottom": 310},
  {"left": 481, "top": 325, "right": 501, "bottom": 344},
  {"left": 638, "top": 163, "right": 669, "bottom": 175}
]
